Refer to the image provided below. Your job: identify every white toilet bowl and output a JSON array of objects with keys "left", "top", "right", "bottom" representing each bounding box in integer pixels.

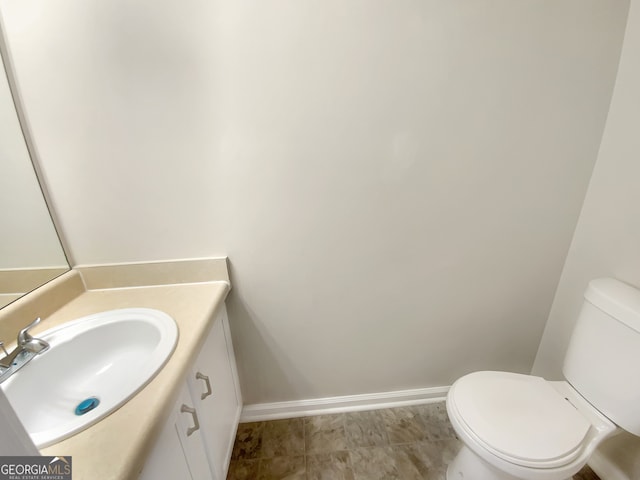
[
  {"left": 445, "top": 279, "right": 640, "bottom": 480},
  {"left": 445, "top": 371, "right": 617, "bottom": 480}
]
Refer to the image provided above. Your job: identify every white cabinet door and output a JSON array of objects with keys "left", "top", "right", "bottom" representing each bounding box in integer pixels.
[
  {"left": 140, "top": 384, "right": 212, "bottom": 480},
  {"left": 187, "top": 307, "right": 241, "bottom": 480},
  {"left": 175, "top": 383, "right": 214, "bottom": 480},
  {"left": 141, "top": 304, "right": 242, "bottom": 480}
]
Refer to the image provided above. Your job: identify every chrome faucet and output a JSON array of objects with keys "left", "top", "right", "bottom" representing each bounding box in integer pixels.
[{"left": 0, "top": 318, "right": 50, "bottom": 384}]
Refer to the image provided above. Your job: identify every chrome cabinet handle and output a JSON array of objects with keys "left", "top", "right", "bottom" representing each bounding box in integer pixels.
[
  {"left": 180, "top": 404, "right": 200, "bottom": 436},
  {"left": 195, "top": 372, "right": 212, "bottom": 400}
]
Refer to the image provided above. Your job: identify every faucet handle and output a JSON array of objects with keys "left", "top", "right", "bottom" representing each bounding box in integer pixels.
[{"left": 18, "top": 317, "right": 42, "bottom": 345}]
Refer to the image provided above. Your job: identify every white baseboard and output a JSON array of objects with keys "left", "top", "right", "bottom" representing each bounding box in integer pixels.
[{"left": 240, "top": 386, "right": 450, "bottom": 423}]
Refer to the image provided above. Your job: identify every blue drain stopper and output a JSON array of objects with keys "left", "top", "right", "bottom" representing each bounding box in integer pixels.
[{"left": 75, "top": 397, "right": 100, "bottom": 416}]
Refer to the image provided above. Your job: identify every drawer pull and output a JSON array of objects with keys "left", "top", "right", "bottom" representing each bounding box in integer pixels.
[
  {"left": 180, "top": 404, "right": 200, "bottom": 436},
  {"left": 196, "top": 372, "right": 212, "bottom": 400}
]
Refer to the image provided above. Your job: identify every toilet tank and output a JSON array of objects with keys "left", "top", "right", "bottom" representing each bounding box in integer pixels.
[{"left": 563, "top": 278, "right": 640, "bottom": 436}]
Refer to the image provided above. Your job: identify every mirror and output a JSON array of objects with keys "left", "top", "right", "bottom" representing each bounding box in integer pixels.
[{"left": 0, "top": 47, "right": 69, "bottom": 309}]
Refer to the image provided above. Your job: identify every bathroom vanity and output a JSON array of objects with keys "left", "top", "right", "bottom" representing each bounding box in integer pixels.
[
  {"left": 0, "top": 258, "right": 242, "bottom": 480},
  {"left": 139, "top": 304, "right": 240, "bottom": 480}
]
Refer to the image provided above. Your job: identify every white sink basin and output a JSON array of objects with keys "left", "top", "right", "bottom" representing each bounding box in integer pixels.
[{"left": 1, "top": 308, "right": 178, "bottom": 448}]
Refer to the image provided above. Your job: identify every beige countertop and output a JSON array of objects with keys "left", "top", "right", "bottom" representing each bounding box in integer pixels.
[
  {"left": 33, "top": 280, "right": 230, "bottom": 480},
  {"left": 33, "top": 282, "right": 229, "bottom": 480}
]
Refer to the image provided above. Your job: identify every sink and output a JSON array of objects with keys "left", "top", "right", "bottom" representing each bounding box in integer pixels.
[{"left": 1, "top": 308, "right": 178, "bottom": 448}]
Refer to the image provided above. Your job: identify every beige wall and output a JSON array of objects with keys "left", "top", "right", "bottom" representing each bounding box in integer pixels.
[
  {"left": 533, "top": 0, "right": 640, "bottom": 379},
  {"left": 0, "top": 0, "right": 224, "bottom": 265},
  {"left": 0, "top": 0, "right": 629, "bottom": 404},
  {"left": 533, "top": 1, "right": 640, "bottom": 475}
]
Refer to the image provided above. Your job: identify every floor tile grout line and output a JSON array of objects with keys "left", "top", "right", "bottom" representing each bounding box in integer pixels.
[{"left": 302, "top": 417, "right": 307, "bottom": 476}]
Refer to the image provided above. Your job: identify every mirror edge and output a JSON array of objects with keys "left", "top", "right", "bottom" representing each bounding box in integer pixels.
[{"left": 0, "top": 12, "right": 73, "bottom": 304}]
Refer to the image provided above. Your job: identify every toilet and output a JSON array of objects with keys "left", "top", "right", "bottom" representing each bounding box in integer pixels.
[{"left": 445, "top": 278, "right": 640, "bottom": 480}]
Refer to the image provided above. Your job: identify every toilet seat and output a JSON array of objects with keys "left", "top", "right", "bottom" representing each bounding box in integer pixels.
[{"left": 448, "top": 371, "right": 592, "bottom": 469}]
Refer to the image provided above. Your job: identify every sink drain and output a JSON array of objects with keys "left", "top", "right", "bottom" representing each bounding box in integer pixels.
[{"left": 75, "top": 397, "right": 100, "bottom": 416}]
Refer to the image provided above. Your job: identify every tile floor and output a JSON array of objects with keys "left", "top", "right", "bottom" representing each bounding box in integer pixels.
[{"left": 227, "top": 402, "right": 601, "bottom": 480}]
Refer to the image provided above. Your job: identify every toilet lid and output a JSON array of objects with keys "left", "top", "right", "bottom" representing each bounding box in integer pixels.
[{"left": 451, "top": 371, "right": 591, "bottom": 466}]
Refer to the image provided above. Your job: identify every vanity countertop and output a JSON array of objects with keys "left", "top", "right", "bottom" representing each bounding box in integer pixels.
[{"left": 35, "top": 280, "right": 230, "bottom": 480}]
